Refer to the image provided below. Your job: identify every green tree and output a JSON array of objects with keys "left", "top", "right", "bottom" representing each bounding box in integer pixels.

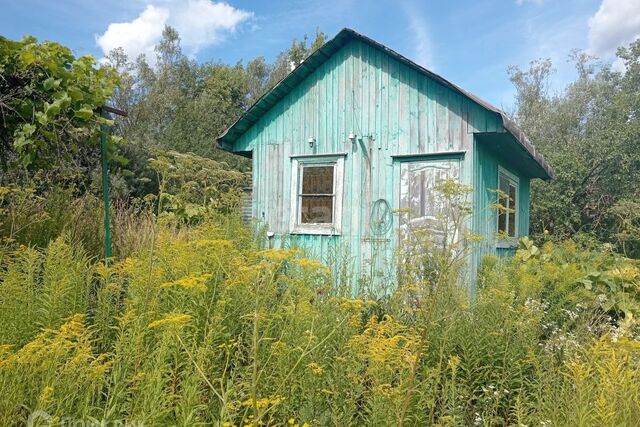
[
  {"left": 268, "top": 29, "right": 326, "bottom": 87},
  {"left": 510, "top": 40, "right": 640, "bottom": 250},
  {"left": 0, "top": 35, "right": 118, "bottom": 179}
]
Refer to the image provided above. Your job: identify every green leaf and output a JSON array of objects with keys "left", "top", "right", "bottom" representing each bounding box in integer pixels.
[
  {"left": 74, "top": 107, "right": 93, "bottom": 120},
  {"left": 617, "top": 300, "right": 637, "bottom": 320},
  {"left": 45, "top": 104, "right": 60, "bottom": 118},
  {"left": 55, "top": 92, "right": 72, "bottom": 110},
  {"left": 67, "top": 86, "right": 84, "bottom": 101},
  {"left": 109, "top": 152, "right": 129, "bottom": 165},
  {"left": 577, "top": 278, "right": 593, "bottom": 290},
  {"left": 96, "top": 116, "right": 114, "bottom": 125},
  {"left": 21, "top": 123, "right": 36, "bottom": 136},
  {"left": 45, "top": 101, "right": 61, "bottom": 119},
  {"left": 14, "top": 135, "right": 32, "bottom": 149},
  {"left": 19, "top": 49, "right": 35, "bottom": 66},
  {"left": 43, "top": 77, "right": 55, "bottom": 90},
  {"left": 20, "top": 152, "right": 33, "bottom": 167},
  {"left": 35, "top": 111, "right": 48, "bottom": 125}
]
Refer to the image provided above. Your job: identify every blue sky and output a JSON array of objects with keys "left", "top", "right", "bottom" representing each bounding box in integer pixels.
[{"left": 2, "top": 0, "right": 639, "bottom": 110}]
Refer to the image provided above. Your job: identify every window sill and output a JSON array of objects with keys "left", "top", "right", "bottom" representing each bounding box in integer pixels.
[
  {"left": 496, "top": 238, "right": 518, "bottom": 249},
  {"left": 290, "top": 226, "right": 341, "bottom": 236}
]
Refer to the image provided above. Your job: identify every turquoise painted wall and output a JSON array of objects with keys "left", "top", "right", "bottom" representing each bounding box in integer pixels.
[
  {"left": 471, "top": 137, "right": 531, "bottom": 291},
  {"left": 231, "top": 38, "right": 527, "bottom": 291}
]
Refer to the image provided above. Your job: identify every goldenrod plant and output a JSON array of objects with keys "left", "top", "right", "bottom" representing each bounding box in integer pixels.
[
  {"left": 2, "top": 175, "right": 640, "bottom": 425},
  {"left": 0, "top": 212, "right": 639, "bottom": 425}
]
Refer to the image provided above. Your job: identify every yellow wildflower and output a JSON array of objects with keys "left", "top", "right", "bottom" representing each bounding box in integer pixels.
[
  {"left": 131, "top": 371, "right": 146, "bottom": 384},
  {"left": 218, "top": 339, "right": 238, "bottom": 350},
  {"left": 609, "top": 265, "right": 639, "bottom": 282},
  {"left": 270, "top": 340, "right": 288, "bottom": 354},
  {"left": 38, "top": 385, "right": 54, "bottom": 403},
  {"left": 241, "top": 396, "right": 283, "bottom": 409},
  {"left": 349, "top": 314, "right": 361, "bottom": 327},
  {"left": 193, "top": 239, "right": 233, "bottom": 249},
  {"left": 296, "top": 257, "right": 330, "bottom": 273},
  {"left": 348, "top": 314, "right": 419, "bottom": 380},
  {"left": 339, "top": 297, "right": 365, "bottom": 312},
  {"left": 257, "top": 248, "right": 302, "bottom": 262},
  {"left": 377, "top": 383, "right": 398, "bottom": 398},
  {"left": 160, "top": 273, "right": 211, "bottom": 292},
  {"left": 148, "top": 313, "right": 192, "bottom": 329},
  {"left": 447, "top": 355, "right": 461, "bottom": 372},
  {"left": 307, "top": 362, "right": 324, "bottom": 375}
]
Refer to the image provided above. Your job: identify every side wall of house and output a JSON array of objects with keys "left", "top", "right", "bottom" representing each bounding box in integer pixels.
[
  {"left": 471, "top": 138, "right": 531, "bottom": 293},
  {"left": 233, "top": 38, "right": 507, "bottom": 290}
]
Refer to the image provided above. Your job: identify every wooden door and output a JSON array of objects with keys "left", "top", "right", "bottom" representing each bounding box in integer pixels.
[{"left": 398, "top": 159, "right": 461, "bottom": 246}]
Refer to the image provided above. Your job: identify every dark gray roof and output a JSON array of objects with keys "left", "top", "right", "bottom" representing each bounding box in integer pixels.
[{"left": 217, "top": 28, "right": 554, "bottom": 180}]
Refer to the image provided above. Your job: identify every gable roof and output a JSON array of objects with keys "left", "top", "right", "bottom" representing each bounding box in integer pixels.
[{"left": 217, "top": 28, "right": 554, "bottom": 180}]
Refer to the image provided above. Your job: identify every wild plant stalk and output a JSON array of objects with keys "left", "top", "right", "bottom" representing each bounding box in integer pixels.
[
  {"left": 1, "top": 182, "right": 640, "bottom": 425},
  {"left": 395, "top": 179, "right": 474, "bottom": 426}
]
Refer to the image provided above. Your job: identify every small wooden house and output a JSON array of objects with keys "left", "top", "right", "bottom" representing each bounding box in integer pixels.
[{"left": 217, "top": 28, "right": 553, "bottom": 290}]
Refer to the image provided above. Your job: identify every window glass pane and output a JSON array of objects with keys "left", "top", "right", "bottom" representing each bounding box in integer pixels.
[
  {"left": 498, "top": 210, "right": 507, "bottom": 234},
  {"left": 301, "top": 196, "right": 333, "bottom": 223},
  {"left": 498, "top": 183, "right": 509, "bottom": 234},
  {"left": 508, "top": 212, "right": 516, "bottom": 236},
  {"left": 497, "top": 172, "right": 518, "bottom": 238},
  {"left": 508, "top": 183, "right": 517, "bottom": 237},
  {"left": 499, "top": 175, "right": 510, "bottom": 194},
  {"left": 302, "top": 166, "right": 333, "bottom": 194}
]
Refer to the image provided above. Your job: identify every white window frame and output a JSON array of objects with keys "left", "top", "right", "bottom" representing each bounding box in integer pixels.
[
  {"left": 496, "top": 166, "right": 519, "bottom": 248},
  {"left": 290, "top": 156, "right": 344, "bottom": 235}
]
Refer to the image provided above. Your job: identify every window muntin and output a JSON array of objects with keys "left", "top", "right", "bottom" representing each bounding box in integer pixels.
[
  {"left": 299, "top": 165, "right": 334, "bottom": 224},
  {"left": 497, "top": 170, "right": 518, "bottom": 240}
]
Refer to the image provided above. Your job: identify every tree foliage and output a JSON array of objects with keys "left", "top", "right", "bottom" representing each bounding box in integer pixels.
[
  {"left": 0, "top": 27, "right": 326, "bottom": 248},
  {"left": 0, "top": 36, "right": 118, "bottom": 177},
  {"left": 509, "top": 40, "right": 640, "bottom": 256},
  {"left": 106, "top": 26, "right": 326, "bottom": 172},
  {"left": 99, "top": 26, "right": 326, "bottom": 200}
]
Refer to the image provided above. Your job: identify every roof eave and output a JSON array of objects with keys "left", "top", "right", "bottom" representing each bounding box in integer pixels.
[{"left": 499, "top": 115, "right": 555, "bottom": 180}]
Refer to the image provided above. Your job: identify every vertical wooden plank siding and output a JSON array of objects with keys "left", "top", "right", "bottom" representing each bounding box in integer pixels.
[
  {"left": 232, "top": 39, "right": 528, "bottom": 293},
  {"left": 470, "top": 137, "right": 532, "bottom": 294}
]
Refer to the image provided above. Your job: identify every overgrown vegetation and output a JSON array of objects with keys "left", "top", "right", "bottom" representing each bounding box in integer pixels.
[
  {"left": 0, "top": 206, "right": 639, "bottom": 426},
  {"left": 1, "top": 26, "right": 640, "bottom": 427},
  {"left": 509, "top": 41, "right": 640, "bottom": 254}
]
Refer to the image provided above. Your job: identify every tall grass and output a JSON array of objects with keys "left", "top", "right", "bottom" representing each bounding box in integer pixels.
[
  {"left": 0, "top": 185, "right": 156, "bottom": 260},
  {"left": 0, "top": 207, "right": 639, "bottom": 425}
]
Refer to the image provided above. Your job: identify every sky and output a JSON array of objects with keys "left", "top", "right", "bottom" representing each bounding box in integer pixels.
[{"left": 2, "top": 0, "right": 639, "bottom": 110}]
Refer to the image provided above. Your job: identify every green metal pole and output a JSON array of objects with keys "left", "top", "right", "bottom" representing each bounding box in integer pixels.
[{"left": 100, "top": 108, "right": 112, "bottom": 262}]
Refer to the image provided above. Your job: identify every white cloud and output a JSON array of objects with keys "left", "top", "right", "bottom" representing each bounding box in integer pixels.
[
  {"left": 96, "top": 5, "right": 169, "bottom": 61},
  {"left": 172, "top": 0, "right": 253, "bottom": 55},
  {"left": 401, "top": 1, "right": 434, "bottom": 69},
  {"left": 588, "top": 0, "right": 640, "bottom": 56},
  {"left": 96, "top": 0, "right": 253, "bottom": 62}
]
